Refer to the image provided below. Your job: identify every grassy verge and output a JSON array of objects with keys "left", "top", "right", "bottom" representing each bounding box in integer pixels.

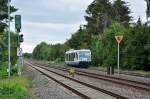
[
  {"left": 0, "top": 76, "right": 29, "bottom": 99},
  {"left": 0, "top": 62, "right": 29, "bottom": 99}
]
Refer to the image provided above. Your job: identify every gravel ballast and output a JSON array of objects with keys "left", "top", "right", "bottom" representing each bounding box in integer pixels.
[
  {"left": 43, "top": 66, "right": 150, "bottom": 99},
  {"left": 25, "top": 65, "right": 81, "bottom": 99}
]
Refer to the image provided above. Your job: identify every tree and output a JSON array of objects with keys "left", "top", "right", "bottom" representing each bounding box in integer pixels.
[
  {"left": 32, "top": 42, "right": 50, "bottom": 60},
  {"left": 145, "top": 0, "right": 150, "bottom": 22},
  {"left": 112, "top": 0, "right": 132, "bottom": 26},
  {"left": 66, "top": 27, "right": 89, "bottom": 49},
  {"left": 90, "top": 36, "right": 104, "bottom": 66},
  {"left": 85, "top": 0, "right": 112, "bottom": 35},
  {"left": 24, "top": 53, "right": 32, "bottom": 59},
  {"left": 85, "top": 0, "right": 131, "bottom": 36},
  {"left": 123, "top": 23, "right": 150, "bottom": 71},
  {"left": 0, "top": 32, "right": 18, "bottom": 65},
  {"left": 137, "top": 17, "right": 142, "bottom": 26},
  {"left": 0, "top": 0, "right": 17, "bottom": 32}
]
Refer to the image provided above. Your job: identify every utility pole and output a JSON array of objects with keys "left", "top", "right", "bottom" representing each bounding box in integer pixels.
[{"left": 8, "top": 0, "right": 11, "bottom": 77}]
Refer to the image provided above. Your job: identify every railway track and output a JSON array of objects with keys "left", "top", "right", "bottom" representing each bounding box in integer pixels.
[
  {"left": 26, "top": 61, "right": 128, "bottom": 99},
  {"left": 30, "top": 61, "right": 150, "bottom": 92},
  {"left": 29, "top": 59, "right": 150, "bottom": 79}
]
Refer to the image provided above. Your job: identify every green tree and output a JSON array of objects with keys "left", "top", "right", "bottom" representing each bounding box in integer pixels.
[
  {"left": 0, "top": 32, "right": 18, "bottom": 65},
  {"left": 32, "top": 42, "right": 49, "bottom": 60},
  {"left": 0, "top": 0, "right": 17, "bottom": 32},
  {"left": 85, "top": 0, "right": 112, "bottom": 35},
  {"left": 90, "top": 36, "right": 103, "bottom": 66},
  {"left": 66, "top": 27, "right": 89, "bottom": 49},
  {"left": 24, "top": 53, "right": 32, "bottom": 59},
  {"left": 145, "top": 0, "right": 150, "bottom": 22},
  {"left": 85, "top": 0, "right": 131, "bottom": 36},
  {"left": 123, "top": 22, "right": 150, "bottom": 71},
  {"left": 112, "top": 0, "right": 132, "bottom": 27},
  {"left": 90, "top": 22, "right": 127, "bottom": 67}
]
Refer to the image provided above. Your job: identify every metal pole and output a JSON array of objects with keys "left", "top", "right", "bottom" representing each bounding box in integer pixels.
[
  {"left": 8, "top": 0, "right": 11, "bottom": 77},
  {"left": 118, "top": 43, "right": 120, "bottom": 75}
]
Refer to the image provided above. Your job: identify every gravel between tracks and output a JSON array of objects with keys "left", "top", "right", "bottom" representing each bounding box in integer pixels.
[
  {"left": 79, "top": 67, "right": 150, "bottom": 84},
  {"left": 34, "top": 60, "right": 150, "bottom": 84},
  {"left": 25, "top": 65, "right": 81, "bottom": 99},
  {"left": 44, "top": 65, "right": 150, "bottom": 99}
]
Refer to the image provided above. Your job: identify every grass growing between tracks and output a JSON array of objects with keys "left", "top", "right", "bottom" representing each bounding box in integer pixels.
[{"left": 0, "top": 63, "right": 29, "bottom": 99}]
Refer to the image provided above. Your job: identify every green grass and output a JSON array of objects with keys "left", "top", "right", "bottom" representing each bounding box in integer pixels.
[
  {"left": 0, "top": 76, "right": 29, "bottom": 99},
  {"left": 0, "top": 62, "right": 29, "bottom": 99}
]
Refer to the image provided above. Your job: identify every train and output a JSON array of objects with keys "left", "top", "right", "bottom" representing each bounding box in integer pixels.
[{"left": 65, "top": 49, "right": 91, "bottom": 68}]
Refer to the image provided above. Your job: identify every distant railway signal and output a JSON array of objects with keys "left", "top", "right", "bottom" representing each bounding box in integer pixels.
[
  {"left": 19, "top": 34, "right": 24, "bottom": 43},
  {"left": 15, "top": 15, "right": 21, "bottom": 32},
  {"left": 115, "top": 35, "right": 123, "bottom": 75}
]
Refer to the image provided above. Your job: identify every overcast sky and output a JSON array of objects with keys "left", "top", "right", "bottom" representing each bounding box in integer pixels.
[{"left": 10, "top": 0, "right": 147, "bottom": 53}]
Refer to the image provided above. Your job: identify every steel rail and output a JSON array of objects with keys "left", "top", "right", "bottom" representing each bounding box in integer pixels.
[
  {"left": 26, "top": 62, "right": 91, "bottom": 99},
  {"left": 31, "top": 62, "right": 150, "bottom": 92},
  {"left": 27, "top": 61, "right": 128, "bottom": 99}
]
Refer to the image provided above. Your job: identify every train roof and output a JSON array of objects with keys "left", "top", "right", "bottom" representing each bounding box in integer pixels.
[{"left": 65, "top": 49, "right": 91, "bottom": 54}]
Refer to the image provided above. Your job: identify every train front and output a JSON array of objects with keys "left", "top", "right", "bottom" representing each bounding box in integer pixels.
[{"left": 78, "top": 50, "right": 91, "bottom": 67}]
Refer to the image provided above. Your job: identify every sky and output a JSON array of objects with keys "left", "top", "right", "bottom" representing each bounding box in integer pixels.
[{"left": 10, "top": 0, "right": 147, "bottom": 53}]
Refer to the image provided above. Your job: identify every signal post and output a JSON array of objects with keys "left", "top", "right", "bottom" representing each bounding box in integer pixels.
[
  {"left": 115, "top": 35, "right": 123, "bottom": 75},
  {"left": 15, "top": 15, "right": 23, "bottom": 75}
]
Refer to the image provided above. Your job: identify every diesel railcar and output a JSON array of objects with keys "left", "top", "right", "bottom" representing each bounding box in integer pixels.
[{"left": 65, "top": 49, "right": 91, "bottom": 68}]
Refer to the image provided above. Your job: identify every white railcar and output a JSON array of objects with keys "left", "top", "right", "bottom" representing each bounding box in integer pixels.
[{"left": 65, "top": 49, "right": 91, "bottom": 68}]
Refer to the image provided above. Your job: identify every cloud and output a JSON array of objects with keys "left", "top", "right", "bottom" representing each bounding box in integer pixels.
[
  {"left": 11, "top": 0, "right": 93, "bottom": 24},
  {"left": 20, "top": 43, "right": 36, "bottom": 53},
  {"left": 19, "top": 21, "right": 86, "bottom": 53},
  {"left": 125, "top": 0, "right": 147, "bottom": 22},
  {"left": 10, "top": 0, "right": 92, "bottom": 53}
]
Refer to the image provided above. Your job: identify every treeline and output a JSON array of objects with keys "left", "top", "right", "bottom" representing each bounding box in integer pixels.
[
  {"left": 32, "top": 0, "right": 150, "bottom": 71},
  {"left": 0, "top": 0, "right": 18, "bottom": 65},
  {"left": 0, "top": 32, "right": 18, "bottom": 65},
  {"left": 32, "top": 43, "right": 68, "bottom": 62}
]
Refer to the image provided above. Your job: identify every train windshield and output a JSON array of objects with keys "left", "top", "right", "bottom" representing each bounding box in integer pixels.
[{"left": 79, "top": 51, "right": 91, "bottom": 60}]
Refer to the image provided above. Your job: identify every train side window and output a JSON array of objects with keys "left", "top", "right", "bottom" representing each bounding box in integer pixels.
[
  {"left": 75, "top": 52, "right": 78, "bottom": 60},
  {"left": 71, "top": 53, "right": 75, "bottom": 61},
  {"left": 72, "top": 53, "right": 74, "bottom": 61},
  {"left": 68, "top": 54, "right": 69, "bottom": 61},
  {"left": 68, "top": 54, "right": 70, "bottom": 61},
  {"left": 67, "top": 54, "right": 69, "bottom": 61},
  {"left": 69, "top": 54, "right": 71, "bottom": 61}
]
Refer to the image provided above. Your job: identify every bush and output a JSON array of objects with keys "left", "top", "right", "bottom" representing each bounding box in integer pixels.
[
  {"left": 0, "top": 62, "right": 7, "bottom": 79},
  {"left": 0, "top": 76, "right": 29, "bottom": 99}
]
